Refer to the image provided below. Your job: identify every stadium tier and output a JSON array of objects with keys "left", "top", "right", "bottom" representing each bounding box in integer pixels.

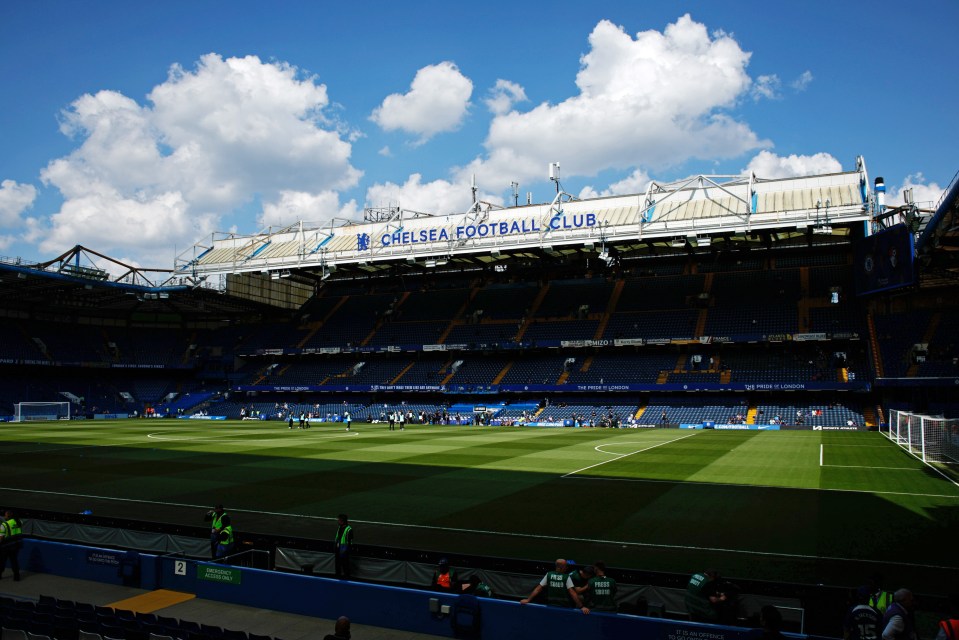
[{"left": 1, "top": 245, "right": 957, "bottom": 423}]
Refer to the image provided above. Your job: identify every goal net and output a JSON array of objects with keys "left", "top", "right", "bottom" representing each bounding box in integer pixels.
[
  {"left": 13, "top": 401, "right": 71, "bottom": 422},
  {"left": 884, "top": 408, "right": 959, "bottom": 465}
]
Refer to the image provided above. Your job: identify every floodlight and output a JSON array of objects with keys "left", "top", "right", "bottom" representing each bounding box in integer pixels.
[
  {"left": 696, "top": 236, "right": 711, "bottom": 247},
  {"left": 670, "top": 237, "right": 687, "bottom": 248}
]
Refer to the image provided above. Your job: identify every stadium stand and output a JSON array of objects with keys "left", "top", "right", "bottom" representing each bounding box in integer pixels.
[{"left": 2, "top": 168, "right": 959, "bottom": 640}]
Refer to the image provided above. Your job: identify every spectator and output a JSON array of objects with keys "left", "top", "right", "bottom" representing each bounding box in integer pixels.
[
  {"left": 521, "top": 558, "right": 589, "bottom": 614},
  {"left": 935, "top": 594, "right": 959, "bottom": 640},
  {"left": 844, "top": 586, "right": 882, "bottom": 640},
  {"left": 431, "top": 558, "right": 458, "bottom": 592},
  {"left": 685, "top": 570, "right": 733, "bottom": 624},
  {"left": 465, "top": 574, "right": 492, "bottom": 597},
  {"left": 0, "top": 509, "right": 23, "bottom": 581},
  {"left": 582, "top": 562, "right": 617, "bottom": 612},
  {"left": 882, "top": 589, "right": 917, "bottom": 640},
  {"left": 869, "top": 575, "right": 895, "bottom": 615},
  {"left": 323, "top": 616, "right": 351, "bottom": 640},
  {"left": 755, "top": 605, "right": 785, "bottom": 640},
  {"left": 567, "top": 563, "right": 595, "bottom": 594},
  {"left": 334, "top": 513, "right": 354, "bottom": 579},
  {"left": 214, "top": 514, "right": 235, "bottom": 559},
  {"left": 205, "top": 504, "right": 229, "bottom": 559}
]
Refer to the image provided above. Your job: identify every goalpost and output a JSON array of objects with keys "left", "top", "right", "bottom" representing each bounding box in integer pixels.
[
  {"left": 884, "top": 408, "right": 959, "bottom": 465},
  {"left": 13, "top": 401, "right": 71, "bottom": 422}
]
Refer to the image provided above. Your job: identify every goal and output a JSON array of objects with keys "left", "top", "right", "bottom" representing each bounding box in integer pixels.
[
  {"left": 884, "top": 408, "right": 959, "bottom": 465},
  {"left": 13, "top": 401, "right": 71, "bottom": 422}
]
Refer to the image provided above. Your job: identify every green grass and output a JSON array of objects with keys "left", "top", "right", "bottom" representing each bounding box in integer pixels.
[{"left": 2, "top": 420, "right": 957, "bottom": 591}]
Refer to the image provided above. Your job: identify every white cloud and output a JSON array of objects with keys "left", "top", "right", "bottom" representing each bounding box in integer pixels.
[
  {"left": 0, "top": 180, "right": 38, "bottom": 251},
  {"left": 365, "top": 174, "right": 477, "bottom": 216},
  {"left": 580, "top": 169, "right": 653, "bottom": 199},
  {"left": 259, "top": 190, "right": 355, "bottom": 228},
  {"left": 791, "top": 70, "right": 814, "bottom": 91},
  {"left": 485, "top": 79, "right": 528, "bottom": 115},
  {"left": 370, "top": 62, "right": 473, "bottom": 144},
  {"left": 0, "top": 179, "right": 37, "bottom": 226},
  {"left": 37, "top": 53, "right": 361, "bottom": 266},
  {"left": 886, "top": 173, "right": 945, "bottom": 208},
  {"left": 378, "top": 146, "right": 392, "bottom": 157},
  {"left": 743, "top": 150, "right": 842, "bottom": 178},
  {"left": 752, "top": 74, "right": 781, "bottom": 101},
  {"left": 457, "top": 15, "right": 769, "bottom": 190}
]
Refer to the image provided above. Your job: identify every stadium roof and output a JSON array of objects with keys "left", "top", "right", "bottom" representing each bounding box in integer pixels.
[
  {"left": 915, "top": 170, "right": 959, "bottom": 286},
  {"left": 175, "top": 164, "right": 874, "bottom": 280},
  {"left": 0, "top": 245, "right": 279, "bottom": 319}
]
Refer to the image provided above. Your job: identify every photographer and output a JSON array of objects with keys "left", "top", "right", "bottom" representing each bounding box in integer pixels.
[{"left": 686, "top": 570, "right": 739, "bottom": 624}]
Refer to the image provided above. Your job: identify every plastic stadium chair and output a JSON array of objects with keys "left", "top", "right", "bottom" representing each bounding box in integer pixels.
[
  {"left": 76, "top": 631, "right": 101, "bottom": 640},
  {"left": 52, "top": 626, "right": 79, "bottom": 640},
  {"left": 199, "top": 625, "right": 223, "bottom": 639},
  {"left": 3, "top": 630, "right": 29, "bottom": 640},
  {"left": 98, "top": 625, "right": 123, "bottom": 640}
]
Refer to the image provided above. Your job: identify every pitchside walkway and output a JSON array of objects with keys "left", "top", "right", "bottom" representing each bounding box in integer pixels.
[{"left": 0, "top": 572, "right": 444, "bottom": 640}]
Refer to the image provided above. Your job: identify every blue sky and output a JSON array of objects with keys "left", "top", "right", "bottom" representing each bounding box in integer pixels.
[{"left": 1, "top": 1, "right": 956, "bottom": 270}]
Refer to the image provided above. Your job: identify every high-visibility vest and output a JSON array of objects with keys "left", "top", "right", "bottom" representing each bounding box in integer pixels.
[
  {"left": 870, "top": 590, "right": 894, "bottom": 614},
  {"left": 4, "top": 518, "right": 21, "bottom": 537},
  {"left": 939, "top": 619, "right": 959, "bottom": 640},
  {"left": 219, "top": 525, "right": 234, "bottom": 547},
  {"left": 335, "top": 524, "right": 352, "bottom": 546}
]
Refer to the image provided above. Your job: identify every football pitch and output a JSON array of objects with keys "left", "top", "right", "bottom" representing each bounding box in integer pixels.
[{"left": 2, "top": 420, "right": 957, "bottom": 592}]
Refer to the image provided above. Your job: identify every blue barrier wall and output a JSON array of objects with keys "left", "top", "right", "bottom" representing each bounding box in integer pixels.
[{"left": 23, "top": 539, "right": 796, "bottom": 640}]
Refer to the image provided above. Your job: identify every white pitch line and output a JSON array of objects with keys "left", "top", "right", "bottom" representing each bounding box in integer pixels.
[
  {"left": 146, "top": 430, "right": 359, "bottom": 442},
  {"left": 820, "top": 444, "right": 823, "bottom": 467},
  {"left": 564, "top": 432, "right": 698, "bottom": 478},
  {"left": 594, "top": 442, "right": 661, "bottom": 456},
  {"left": 824, "top": 445, "right": 897, "bottom": 448},
  {"left": 822, "top": 464, "right": 922, "bottom": 471},
  {"left": 1, "top": 485, "right": 955, "bottom": 573},
  {"left": 562, "top": 473, "right": 959, "bottom": 499}
]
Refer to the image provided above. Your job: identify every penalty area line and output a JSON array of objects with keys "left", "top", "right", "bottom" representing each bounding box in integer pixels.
[
  {"left": 822, "top": 464, "right": 922, "bottom": 471},
  {"left": 563, "top": 432, "right": 697, "bottom": 478},
  {"left": 562, "top": 474, "right": 959, "bottom": 500}
]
